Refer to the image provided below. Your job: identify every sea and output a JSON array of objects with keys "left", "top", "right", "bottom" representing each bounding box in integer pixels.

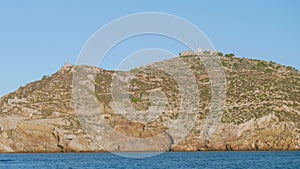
[{"left": 0, "top": 152, "right": 299, "bottom": 169}]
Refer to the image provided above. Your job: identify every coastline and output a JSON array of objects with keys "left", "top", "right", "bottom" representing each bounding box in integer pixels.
[{"left": 1, "top": 150, "right": 300, "bottom": 155}]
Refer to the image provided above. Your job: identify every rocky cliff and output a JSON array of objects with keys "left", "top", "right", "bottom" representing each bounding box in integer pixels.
[{"left": 0, "top": 54, "right": 299, "bottom": 153}]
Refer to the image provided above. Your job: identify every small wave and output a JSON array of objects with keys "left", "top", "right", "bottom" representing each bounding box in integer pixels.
[{"left": 0, "top": 159, "right": 14, "bottom": 162}]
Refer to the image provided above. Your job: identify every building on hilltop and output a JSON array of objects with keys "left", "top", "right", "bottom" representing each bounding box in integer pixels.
[{"left": 179, "top": 47, "right": 217, "bottom": 56}]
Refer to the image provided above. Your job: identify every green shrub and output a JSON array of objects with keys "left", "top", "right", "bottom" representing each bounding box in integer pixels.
[
  {"left": 130, "top": 68, "right": 140, "bottom": 73},
  {"left": 221, "top": 60, "right": 228, "bottom": 67},
  {"left": 42, "top": 75, "right": 49, "bottom": 80},
  {"left": 233, "top": 63, "right": 239, "bottom": 69},
  {"left": 131, "top": 97, "right": 140, "bottom": 103},
  {"left": 286, "top": 66, "right": 296, "bottom": 71},
  {"left": 225, "top": 53, "right": 235, "bottom": 58},
  {"left": 217, "top": 52, "right": 223, "bottom": 56},
  {"left": 269, "top": 61, "right": 276, "bottom": 65},
  {"left": 257, "top": 61, "right": 268, "bottom": 67},
  {"left": 266, "top": 68, "right": 274, "bottom": 73}
]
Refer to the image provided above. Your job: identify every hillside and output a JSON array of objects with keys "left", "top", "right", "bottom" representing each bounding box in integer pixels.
[{"left": 0, "top": 54, "right": 299, "bottom": 153}]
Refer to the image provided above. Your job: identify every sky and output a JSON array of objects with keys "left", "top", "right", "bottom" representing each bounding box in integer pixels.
[{"left": 0, "top": 0, "right": 299, "bottom": 97}]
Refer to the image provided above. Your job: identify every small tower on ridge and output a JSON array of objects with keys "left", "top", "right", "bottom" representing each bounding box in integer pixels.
[{"left": 197, "top": 47, "right": 202, "bottom": 54}]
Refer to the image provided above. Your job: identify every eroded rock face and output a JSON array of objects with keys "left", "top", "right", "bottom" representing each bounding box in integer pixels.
[
  {"left": 0, "top": 55, "right": 299, "bottom": 153},
  {"left": 176, "top": 114, "right": 300, "bottom": 151}
]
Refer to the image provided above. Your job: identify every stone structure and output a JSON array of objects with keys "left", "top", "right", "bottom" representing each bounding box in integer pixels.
[{"left": 179, "top": 47, "right": 217, "bottom": 56}]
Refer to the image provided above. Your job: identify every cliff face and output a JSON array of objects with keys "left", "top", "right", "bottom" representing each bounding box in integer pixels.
[{"left": 0, "top": 55, "right": 299, "bottom": 153}]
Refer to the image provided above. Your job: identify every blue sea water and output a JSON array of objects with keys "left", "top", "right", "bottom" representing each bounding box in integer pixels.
[{"left": 0, "top": 152, "right": 299, "bottom": 169}]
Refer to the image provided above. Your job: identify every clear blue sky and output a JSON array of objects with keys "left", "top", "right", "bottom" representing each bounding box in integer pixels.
[{"left": 1, "top": 0, "right": 299, "bottom": 97}]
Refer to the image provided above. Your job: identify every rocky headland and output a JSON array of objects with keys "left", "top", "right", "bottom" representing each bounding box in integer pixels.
[{"left": 0, "top": 54, "right": 299, "bottom": 153}]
